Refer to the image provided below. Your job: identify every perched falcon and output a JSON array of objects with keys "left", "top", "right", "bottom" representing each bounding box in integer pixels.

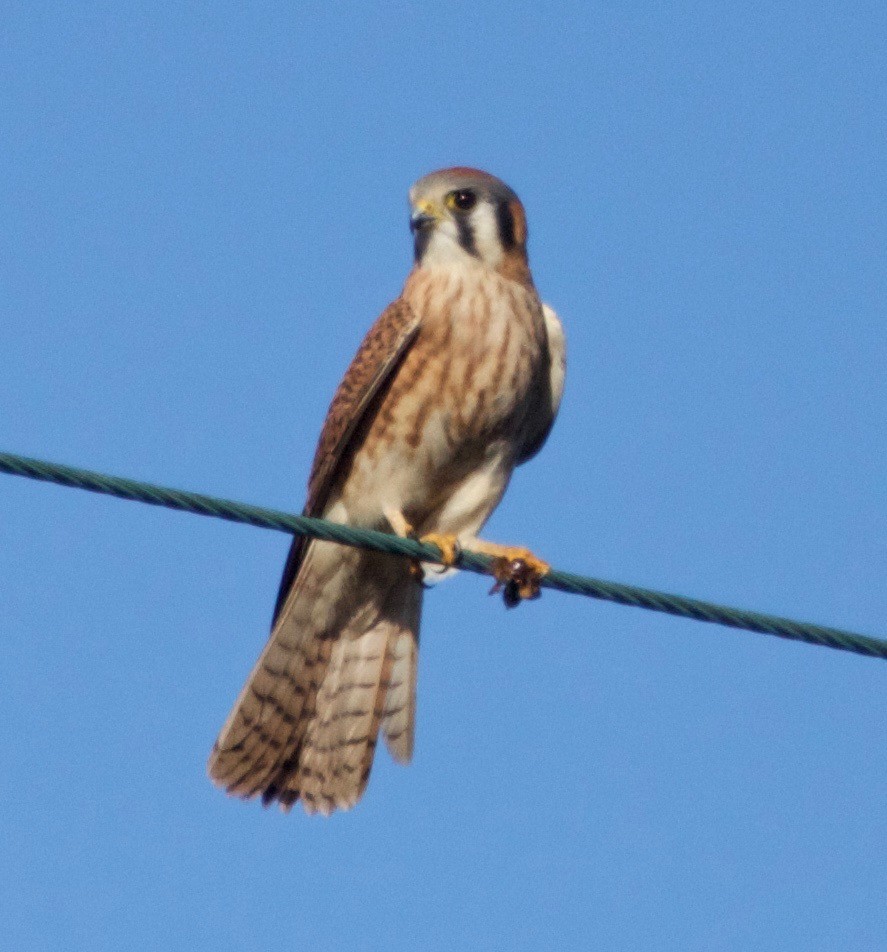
[{"left": 209, "top": 167, "right": 566, "bottom": 815}]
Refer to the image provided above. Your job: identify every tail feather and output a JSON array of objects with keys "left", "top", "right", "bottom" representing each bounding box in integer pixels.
[
  {"left": 380, "top": 583, "right": 421, "bottom": 763},
  {"left": 208, "top": 539, "right": 422, "bottom": 814},
  {"left": 294, "top": 627, "right": 389, "bottom": 814},
  {"left": 208, "top": 541, "right": 340, "bottom": 799}
]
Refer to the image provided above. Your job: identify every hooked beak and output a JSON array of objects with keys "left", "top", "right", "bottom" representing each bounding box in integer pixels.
[
  {"left": 409, "top": 200, "right": 438, "bottom": 233},
  {"left": 409, "top": 210, "right": 435, "bottom": 233}
]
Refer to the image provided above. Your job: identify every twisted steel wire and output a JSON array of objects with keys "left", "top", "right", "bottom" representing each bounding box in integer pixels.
[{"left": 2, "top": 450, "right": 884, "bottom": 661}]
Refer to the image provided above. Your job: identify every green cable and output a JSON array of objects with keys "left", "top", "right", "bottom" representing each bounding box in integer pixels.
[{"left": 1, "top": 450, "right": 884, "bottom": 661}]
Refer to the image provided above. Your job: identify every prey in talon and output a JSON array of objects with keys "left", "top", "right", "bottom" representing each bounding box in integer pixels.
[
  {"left": 209, "top": 167, "right": 566, "bottom": 816},
  {"left": 489, "top": 557, "right": 549, "bottom": 608},
  {"left": 482, "top": 544, "right": 551, "bottom": 608}
]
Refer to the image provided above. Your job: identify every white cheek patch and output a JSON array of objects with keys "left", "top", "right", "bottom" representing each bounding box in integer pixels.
[
  {"left": 421, "top": 221, "right": 471, "bottom": 266},
  {"left": 470, "top": 202, "right": 504, "bottom": 268}
]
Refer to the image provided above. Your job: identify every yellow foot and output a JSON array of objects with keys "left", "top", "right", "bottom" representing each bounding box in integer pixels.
[
  {"left": 469, "top": 541, "right": 550, "bottom": 608},
  {"left": 418, "top": 532, "right": 461, "bottom": 567},
  {"left": 383, "top": 511, "right": 461, "bottom": 579}
]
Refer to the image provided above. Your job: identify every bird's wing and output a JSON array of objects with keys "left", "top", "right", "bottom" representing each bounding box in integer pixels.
[
  {"left": 271, "top": 298, "right": 421, "bottom": 624},
  {"left": 209, "top": 297, "right": 424, "bottom": 815},
  {"left": 516, "top": 302, "right": 566, "bottom": 464}
]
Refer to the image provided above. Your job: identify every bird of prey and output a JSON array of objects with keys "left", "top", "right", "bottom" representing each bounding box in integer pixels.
[{"left": 209, "top": 167, "right": 566, "bottom": 815}]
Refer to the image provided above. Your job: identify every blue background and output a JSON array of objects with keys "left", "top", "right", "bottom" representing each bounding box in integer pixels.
[{"left": 2, "top": 3, "right": 885, "bottom": 949}]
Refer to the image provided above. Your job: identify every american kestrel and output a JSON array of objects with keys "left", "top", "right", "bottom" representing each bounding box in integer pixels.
[{"left": 209, "top": 168, "right": 566, "bottom": 815}]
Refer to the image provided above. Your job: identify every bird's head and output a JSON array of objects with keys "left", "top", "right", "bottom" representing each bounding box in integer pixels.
[{"left": 408, "top": 167, "right": 531, "bottom": 284}]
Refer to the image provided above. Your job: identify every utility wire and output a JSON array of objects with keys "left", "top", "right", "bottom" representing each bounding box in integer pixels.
[{"left": 1, "top": 450, "right": 884, "bottom": 661}]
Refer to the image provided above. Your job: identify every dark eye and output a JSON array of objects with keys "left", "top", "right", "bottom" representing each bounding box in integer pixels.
[{"left": 449, "top": 189, "right": 477, "bottom": 212}]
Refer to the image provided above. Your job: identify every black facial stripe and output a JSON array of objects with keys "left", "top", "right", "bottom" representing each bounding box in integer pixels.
[
  {"left": 496, "top": 201, "right": 516, "bottom": 250},
  {"left": 456, "top": 215, "right": 478, "bottom": 257},
  {"left": 413, "top": 228, "right": 432, "bottom": 262}
]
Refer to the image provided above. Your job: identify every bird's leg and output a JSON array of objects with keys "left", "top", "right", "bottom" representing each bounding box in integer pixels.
[
  {"left": 384, "top": 510, "right": 547, "bottom": 604},
  {"left": 383, "top": 507, "right": 462, "bottom": 578},
  {"left": 466, "top": 539, "right": 551, "bottom": 608},
  {"left": 383, "top": 507, "right": 425, "bottom": 582},
  {"left": 383, "top": 507, "right": 414, "bottom": 539}
]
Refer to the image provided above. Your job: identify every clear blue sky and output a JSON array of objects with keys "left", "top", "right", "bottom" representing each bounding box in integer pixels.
[{"left": 2, "top": 3, "right": 886, "bottom": 950}]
